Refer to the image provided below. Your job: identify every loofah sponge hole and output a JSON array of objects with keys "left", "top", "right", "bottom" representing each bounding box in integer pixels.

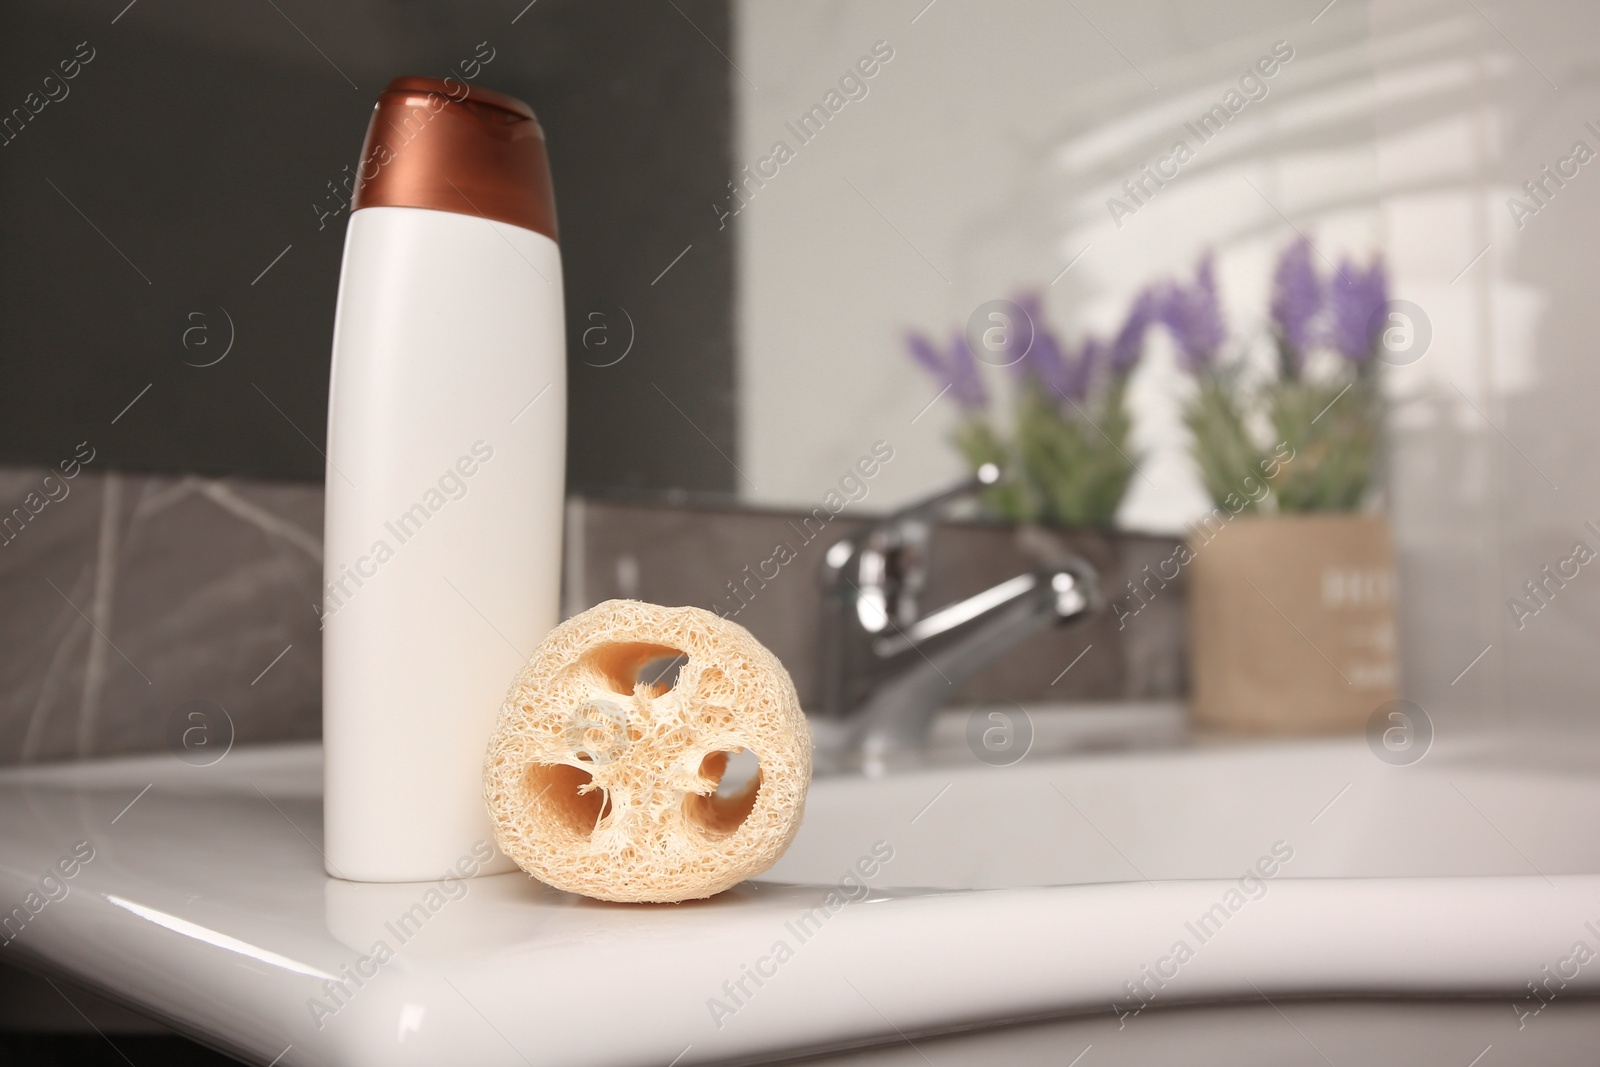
[
  {"left": 523, "top": 762, "right": 613, "bottom": 838},
  {"left": 685, "top": 749, "right": 762, "bottom": 835},
  {"left": 580, "top": 641, "right": 687, "bottom": 697}
]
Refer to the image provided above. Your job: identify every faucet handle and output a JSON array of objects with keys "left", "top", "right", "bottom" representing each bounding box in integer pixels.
[
  {"left": 822, "top": 464, "right": 1006, "bottom": 632},
  {"left": 876, "top": 462, "right": 1002, "bottom": 536}
]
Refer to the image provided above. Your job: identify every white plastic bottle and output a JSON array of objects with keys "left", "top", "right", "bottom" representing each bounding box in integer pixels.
[{"left": 322, "top": 77, "right": 565, "bottom": 882}]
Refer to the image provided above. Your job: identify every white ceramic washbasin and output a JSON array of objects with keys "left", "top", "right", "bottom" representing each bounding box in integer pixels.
[{"left": 2, "top": 714, "right": 1599, "bottom": 1066}]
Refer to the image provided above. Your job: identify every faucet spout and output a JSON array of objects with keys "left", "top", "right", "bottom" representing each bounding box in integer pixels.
[
  {"left": 851, "top": 562, "right": 1095, "bottom": 759},
  {"left": 818, "top": 466, "right": 1099, "bottom": 759}
]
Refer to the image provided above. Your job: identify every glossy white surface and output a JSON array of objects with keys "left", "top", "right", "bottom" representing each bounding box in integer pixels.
[
  {"left": 2, "top": 729, "right": 1597, "bottom": 1066},
  {"left": 323, "top": 205, "right": 565, "bottom": 883}
]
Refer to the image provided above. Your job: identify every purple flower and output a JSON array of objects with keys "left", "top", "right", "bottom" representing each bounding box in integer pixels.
[
  {"left": 1109, "top": 287, "right": 1157, "bottom": 374},
  {"left": 990, "top": 292, "right": 1043, "bottom": 369},
  {"left": 1007, "top": 292, "right": 1113, "bottom": 404},
  {"left": 1070, "top": 336, "right": 1107, "bottom": 400},
  {"left": 1157, "top": 253, "right": 1226, "bottom": 373},
  {"left": 1326, "top": 255, "right": 1389, "bottom": 362},
  {"left": 1006, "top": 292, "right": 1078, "bottom": 400},
  {"left": 905, "top": 330, "right": 987, "bottom": 411},
  {"left": 1271, "top": 236, "right": 1323, "bottom": 366},
  {"left": 1028, "top": 319, "right": 1082, "bottom": 400}
]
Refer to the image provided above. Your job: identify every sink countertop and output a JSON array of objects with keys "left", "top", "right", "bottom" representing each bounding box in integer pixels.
[{"left": 3, "top": 732, "right": 1600, "bottom": 1066}]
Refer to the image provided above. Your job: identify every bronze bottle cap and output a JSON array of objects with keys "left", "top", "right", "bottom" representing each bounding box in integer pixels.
[{"left": 351, "top": 76, "right": 558, "bottom": 243}]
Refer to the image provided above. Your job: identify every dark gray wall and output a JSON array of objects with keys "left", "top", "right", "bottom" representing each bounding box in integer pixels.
[{"left": 0, "top": 0, "right": 736, "bottom": 495}]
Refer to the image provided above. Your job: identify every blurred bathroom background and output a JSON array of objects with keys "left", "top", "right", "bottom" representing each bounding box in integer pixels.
[{"left": 1, "top": 0, "right": 1596, "bottom": 768}]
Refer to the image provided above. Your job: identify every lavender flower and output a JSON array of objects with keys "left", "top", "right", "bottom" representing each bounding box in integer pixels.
[
  {"left": 1326, "top": 255, "right": 1389, "bottom": 362},
  {"left": 1009, "top": 292, "right": 1116, "bottom": 404},
  {"left": 1270, "top": 236, "right": 1322, "bottom": 369},
  {"left": 1157, "top": 253, "right": 1226, "bottom": 373},
  {"left": 1109, "top": 287, "right": 1157, "bottom": 374},
  {"left": 905, "top": 330, "right": 987, "bottom": 411},
  {"left": 1006, "top": 293, "right": 1078, "bottom": 401},
  {"left": 946, "top": 330, "right": 989, "bottom": 409},
  {"left": 989, "top": 292, "right": 1042, "bottom": 369},
  {"left": 1070, "top": 336, "right": 1107, "bottom": 401},
  {"left": 904, "top": 330, "right": 945, "bottom": 379}
]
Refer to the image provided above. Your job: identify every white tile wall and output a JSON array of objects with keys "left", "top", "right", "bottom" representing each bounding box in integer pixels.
[{"left": 733, "top": 0, "right": 1600, "bottom": 730}]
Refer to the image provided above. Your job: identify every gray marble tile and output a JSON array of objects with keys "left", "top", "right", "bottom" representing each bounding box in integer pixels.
[
  {"left": 0, "top": 467, "right": 322, "bottom": 766},
  {"left": 565, "top": 498, "right": 1188, "bottom": 709},
  {"left": 0, "top": 469, "right": 1187, "bottom": 766}
]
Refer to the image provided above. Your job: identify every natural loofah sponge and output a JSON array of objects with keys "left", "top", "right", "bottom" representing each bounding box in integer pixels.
[{"left": 484, "top": 599, "right": 812, "bottom": 903}]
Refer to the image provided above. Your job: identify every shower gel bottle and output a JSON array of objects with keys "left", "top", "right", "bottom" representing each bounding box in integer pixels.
[{"left": 322, "top": 77, "right": 564, "bottom": 881}]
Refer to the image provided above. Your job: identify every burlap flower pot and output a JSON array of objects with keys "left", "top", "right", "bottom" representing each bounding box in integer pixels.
[{"left": 1188, "top": 513, "right": 1397, "bottom": 734}]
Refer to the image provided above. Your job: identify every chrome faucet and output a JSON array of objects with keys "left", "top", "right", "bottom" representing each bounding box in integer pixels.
[{"left": 818, "top": 464, "right": 1099, "bottom": 761}]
